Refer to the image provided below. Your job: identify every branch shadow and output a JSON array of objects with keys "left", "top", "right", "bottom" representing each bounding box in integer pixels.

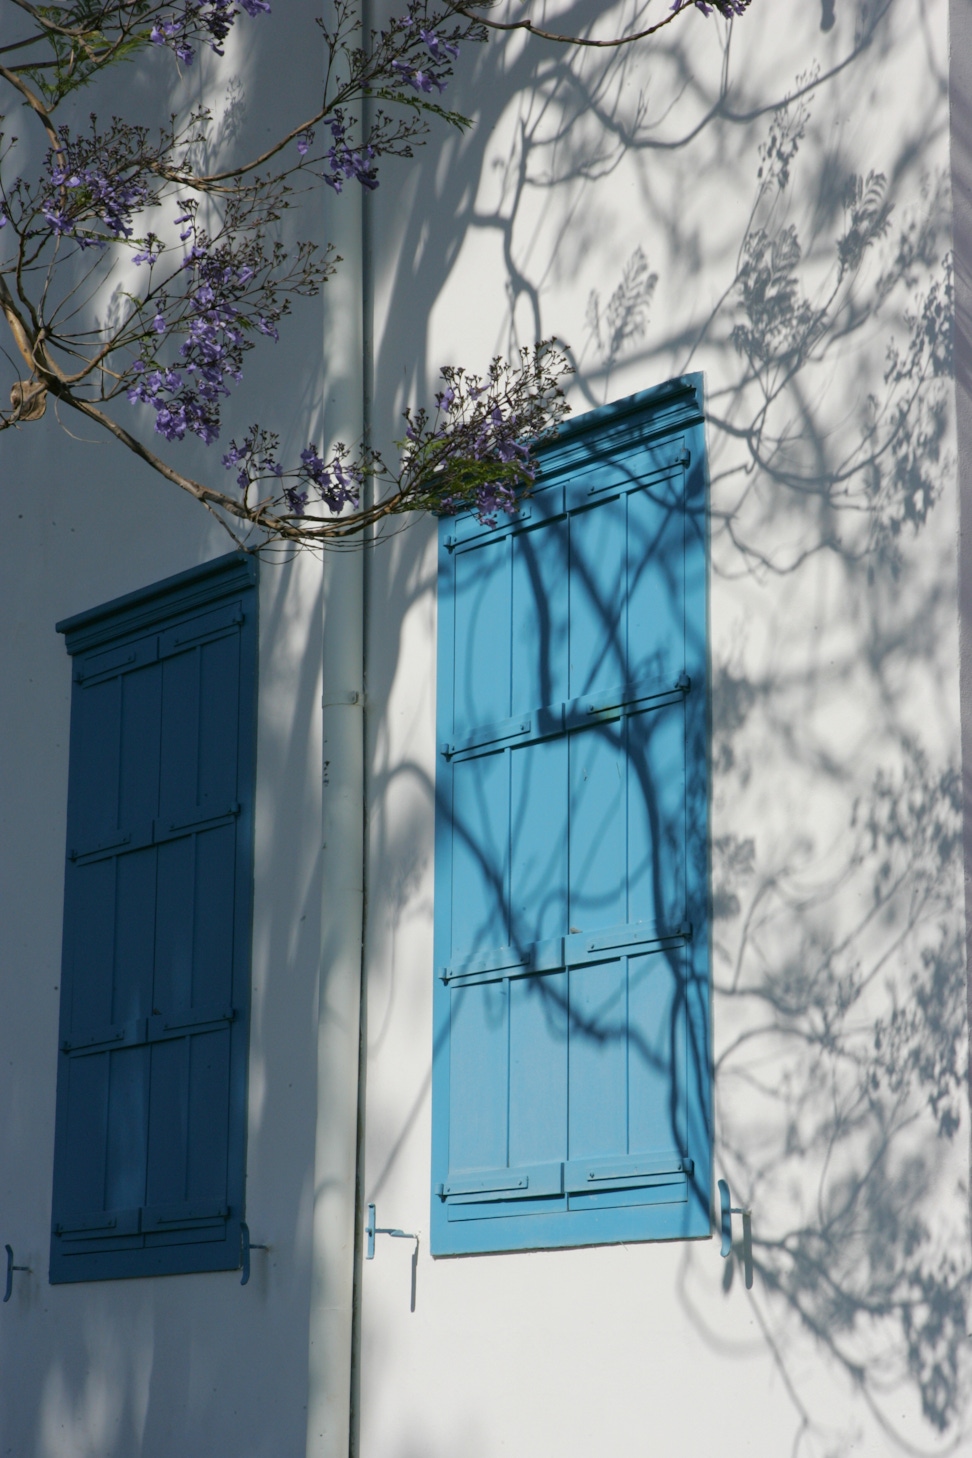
[{"left": 360, "top": 3, "right": 970, "bottom": 1452}]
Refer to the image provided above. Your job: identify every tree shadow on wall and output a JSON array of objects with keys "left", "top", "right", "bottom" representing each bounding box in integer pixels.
[
  {"left": 686, "top": 94, "right": 966, "bottom": 1453},
  {"left": 366, "top": 3, "right": 969, "bottom": 1452}
]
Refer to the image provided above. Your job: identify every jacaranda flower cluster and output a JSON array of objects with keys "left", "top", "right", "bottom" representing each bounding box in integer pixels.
[{"left": 150, "top": 0, "right": 271, "bottom": 66}]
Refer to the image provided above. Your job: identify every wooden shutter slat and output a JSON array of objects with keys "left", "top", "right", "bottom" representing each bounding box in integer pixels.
[
  {"left": 508, "top": 973, "right": 568, "bottom": 1169},
  {"left": 103, "top": 1044, "right": 150, "bottom": 1213},
  {"left": 184, "top": 1029, "right": 231, "bottom": 1202},
  {"left": 448, "top": 981, "right": 509, "bottom": 1176}
]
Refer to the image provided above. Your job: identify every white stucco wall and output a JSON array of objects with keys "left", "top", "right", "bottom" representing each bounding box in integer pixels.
[
  {"left": 0, "top": 417, "right": 330, "bottom": 1456},
  {"left": 0, "top": 12, "right": 358, "bottom": 1458},
  {"left": 0, "top": 2, "right": 968, "bottom": 1457},
  {"left": 358, "top": 3, "right": 971, "bottom": 1456}
]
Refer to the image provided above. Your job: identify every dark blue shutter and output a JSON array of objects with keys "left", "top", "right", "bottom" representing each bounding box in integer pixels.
[
  {"left": 51, "top": 554, "right": 257, "bottom": 1282},
  {"left": 431, "top": 378, "right": 711, "bottom": 1256}
]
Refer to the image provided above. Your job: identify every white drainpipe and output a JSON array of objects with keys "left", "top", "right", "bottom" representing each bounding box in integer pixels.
[{"left": 304, "top": 25, "right": 368, "bottom": 1449}]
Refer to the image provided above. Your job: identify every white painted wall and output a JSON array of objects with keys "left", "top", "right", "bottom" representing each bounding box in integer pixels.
[
  {"left": 358, "top": 3, "right": 971, "bottom": 1456},
  {"left": 0, "top": 2, "right": 968, "bottom": 1457},
  {"left": 0, "top": 421, "right": 330, "bottom": 1457},
  {"left": 0, "top": 11, "right": 360, "bottom": 1458}
]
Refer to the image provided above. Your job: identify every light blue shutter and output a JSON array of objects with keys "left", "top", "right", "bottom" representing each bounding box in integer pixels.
[
  {"left": 51, "top": 554, "right": 257, "bottom": 1283},
  {"left": 431, "top": 377, "right": 711, "bottom": 1256}
]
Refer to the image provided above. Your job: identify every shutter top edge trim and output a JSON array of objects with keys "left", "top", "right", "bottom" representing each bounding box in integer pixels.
[
  {"left": 536, "top": 373, "right": 703, "bottom": 458},
  {"left": 57, "top": 552, "right": 258, "bottom": 655},
  {"left": 437, "top": 375, "right": 705, "bottom": 545}
]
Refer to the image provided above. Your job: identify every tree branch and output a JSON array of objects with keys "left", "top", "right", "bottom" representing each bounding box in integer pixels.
[
  {"left": 0, "top": 62, "right": 62, "bottom": 152},
  {"left": 453, "top": 1, "right": 691, "bottom": 49}
]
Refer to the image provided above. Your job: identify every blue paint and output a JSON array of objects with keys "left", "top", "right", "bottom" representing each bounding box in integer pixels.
[
  {"left": 432, "top": 379, "right": 712, "bottom": 1256},
  {"left": 51, "top": 554, "right": 257, "bottom": 1283}
]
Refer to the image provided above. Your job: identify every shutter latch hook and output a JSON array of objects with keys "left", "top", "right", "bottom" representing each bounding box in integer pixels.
[
  {"left": 3, "top": 1244, "right": 30, "bottom": 1303},
  {"left": 240, "top": 1222, "right": 269, "bottom": 1286},
  {"left": 366, "top": 1204, "right": 420, "bottom": 1311},
  {"left": 717, "top": 1180, "right": 753, "bottom": 1290}
]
